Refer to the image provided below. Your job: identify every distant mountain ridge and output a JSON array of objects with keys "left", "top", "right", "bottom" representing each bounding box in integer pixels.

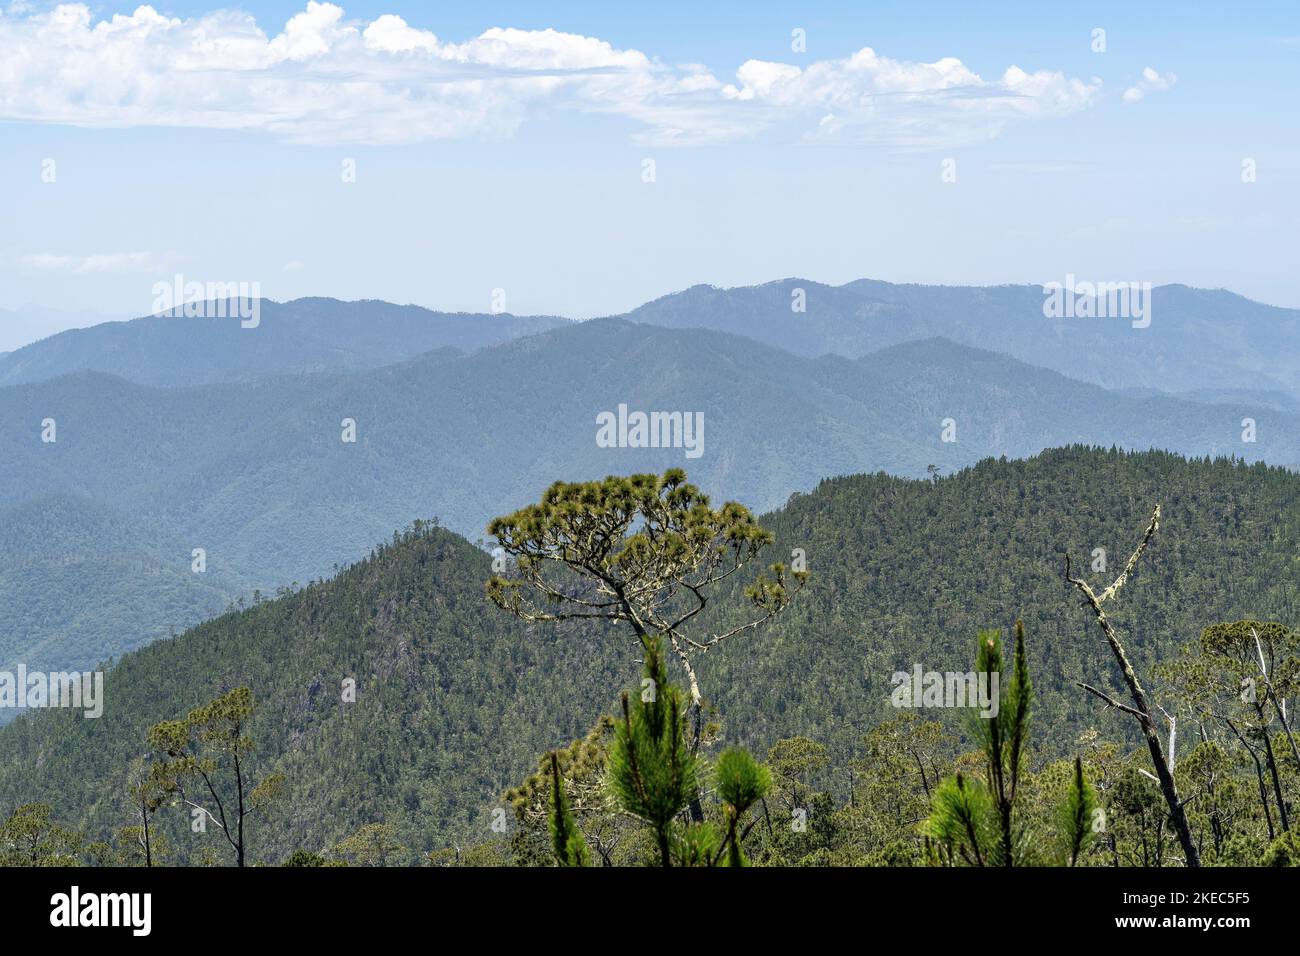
[
  {"left": 0, "top": 298, "right": 571, "bottom": 387},
  {"left": 623, "top": 278, "right": 1300, "bottom": 398},
  {"left": 4, "top": 318, "right": 1299, "bottom": 681},
  {"left": 4, "top": 278, "right": 1297, "bottom": 399},
  {"left": 0, "top": 305, "right": 129, "bottom": 355}
]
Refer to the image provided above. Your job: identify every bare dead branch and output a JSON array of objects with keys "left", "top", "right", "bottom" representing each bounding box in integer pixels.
[{"left": 1078, "top": 681, "right": 1144, "bottom": 718}]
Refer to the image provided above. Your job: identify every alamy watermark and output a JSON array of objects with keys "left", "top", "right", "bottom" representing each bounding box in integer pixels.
[
  {"left": 596, "top": 404, "right": 704, "bottom": 459},
  {"left": 890, "top": 663, "right": 999, "bottom": 718},
  {"left": 50, "top": 886, "right": 150, "bottom": 936},
  {"left": 0, "top": 665, "right": 104, "bottom": 718},
  {"left": 1042, "top": 273, "right": 1151, "bottom": 329},
  {"left": 151, "top": 274, "right": 260, "bottom": 328}
]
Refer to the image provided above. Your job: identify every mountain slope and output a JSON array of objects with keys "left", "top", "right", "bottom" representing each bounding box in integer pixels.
[
  {"left": 619, "top": 279, "right": 921, "bottom": 358},
  {"left": 0, "top": 523, "right": 627, "bottom": 863},
  {"left": 625, "top": 278, "right": 1300, "bottom": 398},
  {"left": 4, "top": 321, "right": 1299, "bottom": 677},
  {"left": 1, "top": 447, "right": 1297, "bottom": 862},
  {"left": 8, "top": 279, "right": 1298, "bottom": 401},
  {"left": 0, "top": 494, "right": 240, "bottom": 718},
  {"left": 0, "top": 298, "right": 570, "bottom": 387},
  {"left": 0, "top": 306, "right": 129, "bottom": 355}
]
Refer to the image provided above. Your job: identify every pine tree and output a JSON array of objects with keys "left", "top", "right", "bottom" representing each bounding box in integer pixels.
[
  {"left": 714, "top": 748, "right": 772, "bottom": 867},
  {"left": 925, "top": 623, "right": 1098, "bottom": 866},
  {"left": 147, "top": 687, "right": 285, "bottom": 867},
  {"left": 548, "top": 751, "right": 589, "bottom": 867},
  {"left": 606, "top": 637, "right": 699, "bottom": 867},
  {"left": 974, "top": 623, "right": 1031, "bottom": 865},
  {"left": 542, "top": 635, "right": 770, "bottom": 867},
  {"left": 1058, "top": 756, "right": 1099, "bottom": 866},
  {"left": 487, "top": 469, "right": 807, "bottom": 783}
]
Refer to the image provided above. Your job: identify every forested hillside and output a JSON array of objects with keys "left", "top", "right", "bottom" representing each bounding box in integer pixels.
[
  {"left": 0, "top": 523, "right": 626, "bottom": 864},
  {"left": 695, "top": 446, "right": 1300, "bottom": 758},
  {"left": 0, "top": 494, "right": 238, "bottom": 676},
  {"left": 2, "top": 447, "right": 1296, "bottom": 864},
  {"left": 4, "top": 317, "right": 1297, "bottom": 678}
]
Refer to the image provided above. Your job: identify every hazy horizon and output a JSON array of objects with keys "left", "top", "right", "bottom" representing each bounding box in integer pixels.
[
  {"left": 4, "top": 272, "right": 1297, "bottom": 356},
  {"left": 2, "top": 1, "right": 1296, "bottom": 334}
]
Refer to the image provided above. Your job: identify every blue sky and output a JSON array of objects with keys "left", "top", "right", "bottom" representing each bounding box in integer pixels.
[{"left": 1, "top": 1, "right": 1296, "bottom": 345}]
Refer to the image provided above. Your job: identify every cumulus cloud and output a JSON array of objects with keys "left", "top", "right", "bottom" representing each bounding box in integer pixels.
[
  {"left": 720, "top": 51, "right": 1100, "bottom": 147},
  {"left": 19, "top": 251, "right": 159, "bottom": 274},
  {"left": 1123, "top": 67, "right": 1177, "bottom": 103},
  {"left": 0, "top": 3, "right": 1102, "bottom": 147}
]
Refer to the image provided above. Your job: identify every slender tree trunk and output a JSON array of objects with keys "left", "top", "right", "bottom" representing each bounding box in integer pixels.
[
  {"left": 911, "top": 750, "right": 931, "bottom": 799},
  {"left": 1272, "top": 699, "right": 1300, "bottom": 780},
  {"left": 671, "top": 638, "right": 706, "bottom": 823},
  {"left": 1074, "top": 611, "right": 1200, "bottom": 865},
  {"left": 234, "top": 751, "right": 246, "bottom": 868},
  {"left": 1226, "top": 718, "right": 1274, "bottom": 840},
  {"left": 1064, "top": 508, "right": 1201, "bottom": 866},
  {"left": 1255, "top": 704, "right": 1290, "bottom": 832},
  {"left": 999, "top": 804, "right": 1014, "bottom": 868},
  {"left": 140, "top": 795, "right": 152, "bottom": 867},
  {"left": 1207, "top": 780, "right": 1224, "bottom": 856},
  {"left": 1252, "top": 628, "right": 1300, "bottom": 778}
]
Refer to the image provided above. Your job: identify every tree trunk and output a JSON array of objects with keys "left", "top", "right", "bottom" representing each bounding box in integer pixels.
[
  {"left": 1255, "top": 705, "right": 1290, "bottom": 832},
  {"left": 1226, "top": 717, "right": 1275, "bottom": 840},
  {"left": 1064, "top": 509, "right": 1201, "bottom": 866}
]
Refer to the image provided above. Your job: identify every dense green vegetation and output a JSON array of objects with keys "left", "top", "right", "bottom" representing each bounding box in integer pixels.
[
  {"left": 1, "top": 447, "right": 1298, "bottom": 865},
  {"left": 5, "top": 316, "right": 1298, "bottom": 679},
  {"left": 694, "top": 446, "right": 1300, "bottom": 762},
  {"left": 0, "top": 494, "right": 238, "bottom": 682},
  {"left": 0, "top": 520, "right": 627, "bottom": 865}
]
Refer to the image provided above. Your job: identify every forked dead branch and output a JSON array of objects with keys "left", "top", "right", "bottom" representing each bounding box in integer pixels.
[{"left": 1063, "top": 505, "right": 1201, "bottom": 867}]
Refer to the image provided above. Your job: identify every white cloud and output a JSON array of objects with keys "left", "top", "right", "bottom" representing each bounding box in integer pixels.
[
  {"left": 719, "top": 51, "right": 1100, "bottom": 147},
  {"left": 20, "top": 251, "right": 158, "bottom": 274},
  {"left": 0, "top": 3, "right": 1101, "bottom": 147},
  {"left": 1123, "top": 67, "right": 1177, "bottom": 103},
  {"left": 362, "top": 13, "right": 438, "bottom": 55}
]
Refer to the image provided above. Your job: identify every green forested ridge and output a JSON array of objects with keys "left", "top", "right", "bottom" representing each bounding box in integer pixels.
[
  {"left": 694, "top": 445, "right": 1300, "bottom": 763},
  {"left": 0, "top": 521, "right": 627, "bottom": 864},
  {"left": 5, "top": 318, "right": 1298, "bottom": 679},
  {"left": 1, "top": 446, "right": 1297, "bottom": 864},
  {"left": 0, "top": 493, "right": 240, "bottom": 676}
]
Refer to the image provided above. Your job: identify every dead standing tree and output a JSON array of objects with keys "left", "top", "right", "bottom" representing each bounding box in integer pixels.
[{"left": 1062, "top": 505, "right": 1201, "bottom": 867}]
